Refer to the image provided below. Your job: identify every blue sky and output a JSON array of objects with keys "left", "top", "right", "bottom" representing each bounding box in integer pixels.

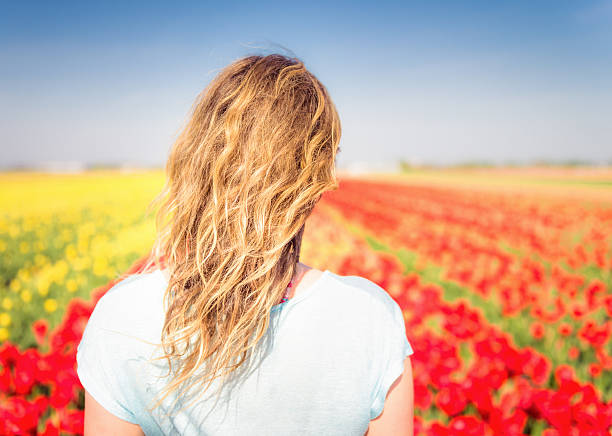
[{"left": 1, "top": 0, "right": 611, "bottom": 169}]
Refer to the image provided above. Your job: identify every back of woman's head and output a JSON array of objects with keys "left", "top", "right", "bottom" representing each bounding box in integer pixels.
[{"left": 143, "top": 53, "right": 341, "bottom": 412}]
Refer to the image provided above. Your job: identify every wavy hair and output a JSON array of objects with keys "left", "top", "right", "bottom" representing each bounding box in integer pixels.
[{"left": 136, "top": 53, "right": 341, "bottom": 414}]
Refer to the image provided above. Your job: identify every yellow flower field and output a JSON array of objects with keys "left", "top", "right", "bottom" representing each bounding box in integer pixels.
[{"left": 0, "top": 170, "right": 165, "bottom": 346}]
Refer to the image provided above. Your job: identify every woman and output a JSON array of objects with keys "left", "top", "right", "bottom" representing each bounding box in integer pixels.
[{"left": 76, "top": 53, "right": 414, "bottom": 435}]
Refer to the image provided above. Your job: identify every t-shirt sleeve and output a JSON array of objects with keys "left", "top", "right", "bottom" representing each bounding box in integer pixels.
[
  {"left": 369, "top": 297, "right": 414, "bottom": 420},
  {"left": 76, "top": 296, "right": 139, "bottom": 424}
]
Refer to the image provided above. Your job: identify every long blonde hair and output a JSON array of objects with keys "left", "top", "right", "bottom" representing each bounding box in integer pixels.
[{"left": 138, "top": 53, "right": 341, "bottom": 413}]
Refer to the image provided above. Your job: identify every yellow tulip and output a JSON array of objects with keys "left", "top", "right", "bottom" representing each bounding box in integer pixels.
[
  {"left": 44, "top": 299, "right": 58, "bottom": 313},
  {"left": 1, "top": 297, "right": 13, "bottom": 310},
  {"left": 0, "top": 328, "right": 8, "bottom": 341},
  {"left": 66, "top": 279, "right": 78, "bottom": 293},
  {"left": 93, "top": 257, "right": 108, "bottom": 276},
  {"left": 0, "top": 312, "right": 11, "bottom": 327},
  {"left": 65, "top": 244, "right": 78, "bottom": 260},
  {"left": 37, "top": 280, "right": 50, "bottom": 296},
  {"left": 34, "top": 253, "right": 48, "bottom": 266},
  {"left": 21, "top": 290, "right": 32, "bottom": 303}
]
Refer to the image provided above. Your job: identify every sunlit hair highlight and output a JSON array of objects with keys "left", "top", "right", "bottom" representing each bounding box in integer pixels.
[{"left": 133, "top": 53, "right": 341, "bottom": 414}]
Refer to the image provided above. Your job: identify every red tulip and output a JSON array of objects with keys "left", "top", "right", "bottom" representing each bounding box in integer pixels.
[
  {"left": 558, "top": 323, "right": 573, "bottom": 337},
  {"left": 568, "top": 347, "right": 579, "bottom": 360},
  {"left": 530, "top": 322, "right": 545, "bottom": 340},
  {"left": 32, "top": 319, "right": 49, "bottom": 346},
  {"left": 435, "top": 382, "right": 467, "bottom": 416}
]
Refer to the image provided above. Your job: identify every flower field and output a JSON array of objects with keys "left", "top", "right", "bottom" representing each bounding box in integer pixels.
[{"left": 1, "top": 168, "right": 611, "bottom": 435}]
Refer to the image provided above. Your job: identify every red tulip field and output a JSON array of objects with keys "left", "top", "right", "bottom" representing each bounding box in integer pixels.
[{"left": 1, "top": 169, "right": 611, "bottom": 435}]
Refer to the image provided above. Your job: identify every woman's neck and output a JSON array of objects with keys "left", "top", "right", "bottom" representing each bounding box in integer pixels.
[{"left": 288, "top": 262, "right": 311, "bottom": 299}]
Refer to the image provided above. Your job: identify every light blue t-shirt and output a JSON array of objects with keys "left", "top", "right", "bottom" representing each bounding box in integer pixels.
[{"left": 76, "top": 268, "right": 414, "bottom": 435}]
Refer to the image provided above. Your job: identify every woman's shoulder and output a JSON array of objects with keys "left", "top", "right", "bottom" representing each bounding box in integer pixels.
[
  {"left": 324, "top": 271, "right": 403, "bottom": 321},
  {"left": 85, "top": 269, "right": 167, "bottom": 337}
]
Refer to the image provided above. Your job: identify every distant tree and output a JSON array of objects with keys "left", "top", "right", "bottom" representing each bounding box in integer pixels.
[{"left": 399, "top": 159, "right": 415, "bottom": 173}]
